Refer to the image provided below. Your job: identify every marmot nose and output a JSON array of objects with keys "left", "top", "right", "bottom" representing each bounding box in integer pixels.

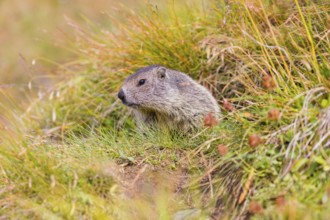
[{"left": 118, "top": 89, "right": 125, "bottom": 101}]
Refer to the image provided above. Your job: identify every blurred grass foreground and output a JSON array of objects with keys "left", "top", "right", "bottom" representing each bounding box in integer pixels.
[{"left": 1, "top": 0, "right": 330, "bottom": 219}]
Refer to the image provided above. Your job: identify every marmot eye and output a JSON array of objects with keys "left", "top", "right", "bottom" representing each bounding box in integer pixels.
[{"left": 138, "top": 79, "right": 146, "bottom": 86}]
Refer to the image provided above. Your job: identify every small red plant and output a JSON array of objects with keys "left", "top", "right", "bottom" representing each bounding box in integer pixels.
[
  {"left": 276, "top": 195, "right": 286, "bottom": 207},
  {"left": 248, "top": 134, "right": 263, "bottom": 148},
  {"left": 217, "top": 144, "right": 228, "bottom": 156},
  {"left": 223, "top": 99, "right": 235, "bottom": 111},
  {"left": 268, "top": 109, "right": 280, "bottom": 120},
  {"left": 204, "top": 112, "right": 218, "bottom": 128},
  {"left": 262, "top": 75, "right": 276, "bottom": 90},
  {"left": 249, "top": 201, "right": 264, "bottom": 214}
]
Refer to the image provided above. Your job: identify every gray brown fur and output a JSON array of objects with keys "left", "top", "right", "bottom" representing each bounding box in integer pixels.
[{"left": 117, "top": 65, "right": 220, "bottom": 131}]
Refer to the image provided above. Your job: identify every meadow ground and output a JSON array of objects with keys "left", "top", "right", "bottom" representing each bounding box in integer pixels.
[{"left": 1, "top": 0, "right": 330, "bottom": 219}]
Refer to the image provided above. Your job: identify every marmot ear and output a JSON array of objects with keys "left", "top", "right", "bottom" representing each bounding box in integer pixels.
[{"left": 157, "top": 67, "right": 166, "bottom": 79}]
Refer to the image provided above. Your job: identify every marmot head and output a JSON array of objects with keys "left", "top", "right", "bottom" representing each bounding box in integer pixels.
[{"left": 118, "top": 65, "right": 177, "bottom": 111}]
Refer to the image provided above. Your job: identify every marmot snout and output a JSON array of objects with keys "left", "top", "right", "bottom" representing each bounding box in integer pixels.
[{"left": 118, "top": 65, "right": 220, "bottom": 131}]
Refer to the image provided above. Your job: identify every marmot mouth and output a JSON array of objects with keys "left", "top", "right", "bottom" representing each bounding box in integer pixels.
[
  {"left": 121, "top": 99, "right": 138, "bottom": 107},
  {"left": 126, "top": 102, "right": 139, "bottom": 108}
]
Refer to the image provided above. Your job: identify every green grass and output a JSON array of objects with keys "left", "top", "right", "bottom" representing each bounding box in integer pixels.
[{"left": 1, "top": 0, "right": 330, "bottom": 219}]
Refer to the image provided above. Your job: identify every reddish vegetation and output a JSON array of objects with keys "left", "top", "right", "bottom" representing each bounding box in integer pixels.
[
  {"left": 275, "top": 195, "right": 286, "bottom": 207},
  {"left": 223, "top": 99, "right": 235, "bottom": 111},
  {"left": 249, "top": 201, "right": 264, "bottom": 214},
  {"left": 268, "top": 109, "right": 280, "bottom": 120},
  {"left": 217, "top": 144, "right": 228, "bottom": 156},
  {"left": 262, "top": 75, "right": 276, "bottom": 90},
  {"left": 248, "top": 134, "right": 263, "bottom": 148},
  {"left": 204, "top": 112, "right": 218, "bottom": 128}
]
